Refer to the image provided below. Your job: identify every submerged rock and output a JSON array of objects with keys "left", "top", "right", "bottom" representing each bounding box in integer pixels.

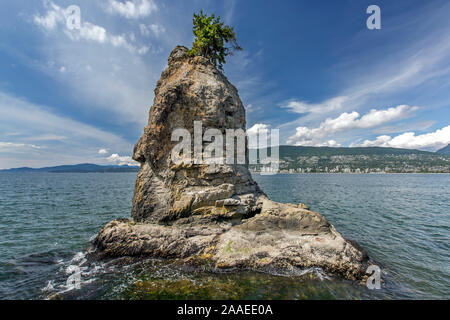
[{"left": 92, "top": 46, "right": 370, "bottom": 280}]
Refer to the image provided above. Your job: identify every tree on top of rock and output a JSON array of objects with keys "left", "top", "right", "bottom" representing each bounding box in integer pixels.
[{"left": 188, "top": 10, "right": 242, "bottom": 70}]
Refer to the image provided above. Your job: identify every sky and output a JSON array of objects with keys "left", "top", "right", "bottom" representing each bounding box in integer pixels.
[{"left": 0, "top": 0, "right": 449, "bottom": 169}]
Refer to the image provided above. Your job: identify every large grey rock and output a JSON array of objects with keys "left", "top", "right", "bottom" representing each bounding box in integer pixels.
[
  {"left": 92, "top": 46, "right": 370, "bottom": 280},
  {"left": 131, "top": 46, "right": 262, "bottom": 223}
]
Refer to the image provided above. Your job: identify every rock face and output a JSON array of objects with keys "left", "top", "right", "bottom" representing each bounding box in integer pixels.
[
  {"left": 131, "top": 45, "right": 262, "bottom": 224},
  {"left": 93, "top": 46, "right": 370, "bottom": 280}
]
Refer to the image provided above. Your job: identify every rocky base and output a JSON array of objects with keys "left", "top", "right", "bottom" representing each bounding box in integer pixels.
[
  {"left": 91, "top": 46, "right": 371, "bottom": 281},
  {"left": 92, "top": 196, "right": 369, "bottom": 280}
]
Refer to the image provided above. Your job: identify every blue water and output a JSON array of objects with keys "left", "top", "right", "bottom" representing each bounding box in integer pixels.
[
  {"left": 255, "top": 174, "right": 450, "bottom": 299},
  {"left": 0, "top": 173, "right": 448, "bottom": 299}
]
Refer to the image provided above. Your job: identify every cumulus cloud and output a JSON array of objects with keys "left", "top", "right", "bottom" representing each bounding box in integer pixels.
[
  {"left": 247, "top": 123, "right": 270, "bottom": 135},
  {"left": 287, "top": 105, "right": 418, "bottom": 146},
  {"left": 350, "top": 126, "right": 450, "bottom": 151},
  {"left": 107, "top": 153, "right": 137, "bottom": 166},
  {"left": 139, "top": 23, "right": 165, "bottom": 37},
  {"left": 30, "top": 0, "right": 262, "bottom": 131},
  {"left": 247, "top": 123, "right": 274, "bottom": 149},
  {"left": 34, "top": 2, "right": 148, "bottom": 55},
  {"left": 109, "top": 34, "right": 136, "bottom": 52},
  {"left": 278, "top": 18, "right": 450, "bottom": 134},
  {"left": 137, "top": 46, "right": 149, "bottom": 55},
  {"left": 107, "top": 0, "right": 157, "bottom": 19},
  {"left": 31, "top": 32, "right": 158, "bottom": 126},
  {"left": 98, "top": 148, "right": 109, "bottom": 155},
  {"left": 316, "top": 140, "right": 342, "bottom": 147},
  {"left": 33, "top": 2, "right": 65, "bottom": 31},
  {"left": 73, "top": 22, "right": 107, "bottom": 43}
]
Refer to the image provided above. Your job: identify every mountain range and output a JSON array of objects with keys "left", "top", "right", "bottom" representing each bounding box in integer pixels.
[
  {"left": 1, "top": 146, "right": 449, "bottom": 173},
  {"left": 0, "top": 163, "right": 140, "bottom": 173},
  {"left": 436, "top": 144, "right": 450, "bottom": 155},
  {"left": 253, "top": 145, "right": 433, "bottom": 157},
  {"left": 249, "top": 145, "right": 450, "bottom": 173}
]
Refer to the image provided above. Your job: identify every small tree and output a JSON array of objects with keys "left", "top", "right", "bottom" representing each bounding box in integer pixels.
[{"left": 188, "top": 10, "right": 242, "bottom": 69}]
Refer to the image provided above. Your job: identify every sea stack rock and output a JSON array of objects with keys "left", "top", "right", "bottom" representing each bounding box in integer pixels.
[
  {"left": 93, "top": 46, "right": 370, "bottom": 280},
  {"left": 131, "top": 45, "right": 263, "bottom": 223}
]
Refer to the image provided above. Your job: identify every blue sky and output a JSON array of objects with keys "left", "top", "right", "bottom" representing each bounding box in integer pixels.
[{"left": 0, "top": 0, "right": 449, "bottom": 169}]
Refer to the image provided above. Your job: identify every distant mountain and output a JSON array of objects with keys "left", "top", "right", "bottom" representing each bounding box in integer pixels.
[
  {"left": 0, "top": 163, "right": 140, "bottom": 173},
  {"left": 250, "top": 145, "right": 450, "bottom": 173},
  {"left": 1, "top": 146, "right": 448, "bottom": 174},
  {"left": 436, "top": 144, "right": 450, "bottom": 155},
  {"left": 252, "top": 145, "right": 433, "bottom": 157}
]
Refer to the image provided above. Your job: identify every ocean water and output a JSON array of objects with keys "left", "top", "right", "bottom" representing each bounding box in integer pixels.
[{"left": 0, "top": 172, "right": 448, "bottom": 300}]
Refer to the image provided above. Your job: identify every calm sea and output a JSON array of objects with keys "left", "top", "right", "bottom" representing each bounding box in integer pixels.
[{"left": 0, "top": 173, "right": 448, "bottom": 299}]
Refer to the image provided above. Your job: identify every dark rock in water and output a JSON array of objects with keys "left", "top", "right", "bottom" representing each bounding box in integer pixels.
[{"left": 92, "top": 46, "right": 370, "bottom": 280}]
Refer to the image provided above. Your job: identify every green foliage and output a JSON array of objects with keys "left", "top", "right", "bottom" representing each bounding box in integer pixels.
[{"left": 188, "top": 10, "right": 242, "bottom": 69}]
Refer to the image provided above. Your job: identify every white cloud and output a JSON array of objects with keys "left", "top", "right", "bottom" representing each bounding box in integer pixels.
[
  {"left": 98, "top": 148, "right": 109, "bottom": 155},
  {"left": 107, "top": 153, "right": 137, "bottom": 166},
  {"left": 279, "top": 22, "right": 450, "bottom": 136},
  {"left": 137, "top": 46, "right": 149, "bottom": 55},
  {"left": 110, "top": 34, "right": 134, "bottom": 51},
  {"left": 282, "top": 96, "right": 349, "bottom": 115},
  {"left": 34, "top": 2, "right": 148, "bottom": 55},
  {"left": 30, "top": 1, "right": 264, "bottom": 131},
  {"left": 30, "top": 2, "right": 160, "bottom": 130},
  {"left": 357, "top": 106, "right": 419, "bottom": 128},
  {"left": 76, "top": 23, "right": 107, "bottom": 43},
  {"left": 107, "top": 0, "right": 157, "bottom": 19},
  {"left": 140, "top": 23, "right": 165, "bottom": 37},
  {"left": 0, "top": 91, "right": 132, "bottom": 168},
  {"left": 287, "top": 105, "right": 418, "bottom": 146},
  {"left": 4, "top": 0, "right": 263, "bottom": 168},
  {"left": 30, "top": 40, "right": 158, "bottom": 125},
  {"left": 0, "top": 142, "right": 41, "bottom": 150},
  {"left": 247, "top": 123, "right": 270, "bottom": 135},
  {"left": 316, "top": 140, "right": 342, "bottom": 147},
  {"left": 247, "top": 123, "right": 271, "bottom": 148},
  {"left": 33, "top": 2, "right": 65, "bottom": 31},
  {"left": 351, "top": 126, "right": 450, "bottom": 151}
]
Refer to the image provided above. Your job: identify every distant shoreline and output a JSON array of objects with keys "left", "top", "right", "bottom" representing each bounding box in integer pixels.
[
  {"left": 251, "top": 172, "right": 450, "bottom": 175},
  {"left": 1, "top": 171, "right": 448, "bottom": 175},
  {"left": 0, "top": 163, "right": 139, "bottom": 173},
  {"left": 0, "top": 171, "right": 139, "bottom": 174}
]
